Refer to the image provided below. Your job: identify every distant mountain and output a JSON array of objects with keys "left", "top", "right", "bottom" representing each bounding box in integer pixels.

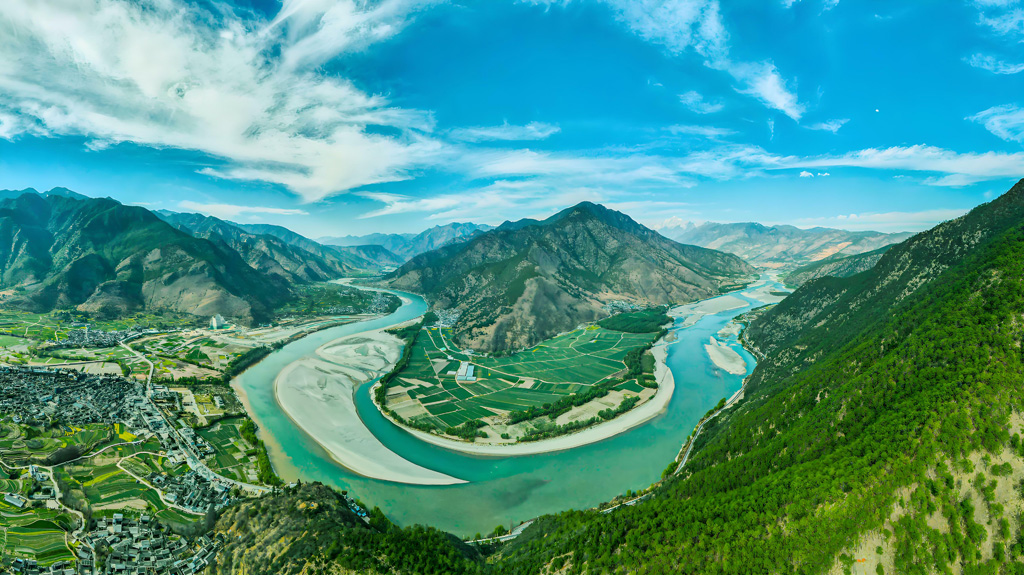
[
  {"left": 154, "top": 211, "right": 354, "bottom": 283},
  {"left": 0, "top": 187, "right": 90, "bottom": 202},
  {"left": 320, "top": 222, "right": 492, "bottom": 261},
  {"left": 783, "top": 244, "right": 895, "bottom": 287},
  {"left": 386, "top": 202, "right": 757, "bottom": 352},
  {"left": 0, "top": 193, "right": 287, "bottom": 322},
  {"left": 235, "top": 222, "right": 402, "bottom": 271},
  {"left": 658, "top": 220, "right": 913, "bottom": 269}
]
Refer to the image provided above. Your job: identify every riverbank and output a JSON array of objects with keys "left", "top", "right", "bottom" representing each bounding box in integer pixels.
[
  {"left": 374, "top": 341, "right": 677, "bottom": 456},
  {"left": 273, "top": 327, "right": 467, "bottom": 486}
]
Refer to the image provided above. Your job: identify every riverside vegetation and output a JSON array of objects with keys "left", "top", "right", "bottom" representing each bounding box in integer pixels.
[{"left": 221, "top": 180, "right": 1024, "bottom": 574}]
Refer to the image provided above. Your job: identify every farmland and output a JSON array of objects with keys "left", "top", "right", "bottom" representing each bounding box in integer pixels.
[
  {"left": 196, "top": 417, "right": 260, "bottom": 483},
  {"left": 0, "top": 501, "right": 76, "bottom": 567},
  {"left": 383, "top": 325, "right": 659, "bottom": 439}
]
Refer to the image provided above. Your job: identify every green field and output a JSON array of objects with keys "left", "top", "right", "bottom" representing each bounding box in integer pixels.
[
  {"left": 0, "top": 504, "right": 76, "bottom": 567},
  {"left": 386, "top": 326, "right": 656, "bottom": 429},
  {"left": 197, "top": 417, "right": 258, "bottom": 482}
]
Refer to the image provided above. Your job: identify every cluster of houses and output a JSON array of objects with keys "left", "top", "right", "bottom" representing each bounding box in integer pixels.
[
  {"left": 0, "top": 368, "right": 143, "bottom": 428},
  {"left": 149, "top": 470, "right": 231, "bottom": 514},
  {"left": 433, "top": 308, "right": 462, "bottom": 328},
  {"left": 54, "top": 326, "right": 165, "bottom": 348},
  {"left": 74, "top": 514, "right": 224, "bottom": 575}
]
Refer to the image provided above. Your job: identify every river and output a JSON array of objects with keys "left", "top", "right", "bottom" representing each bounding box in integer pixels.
[{"left": 233, "top": 276, "right": 785, "bottom": 536}]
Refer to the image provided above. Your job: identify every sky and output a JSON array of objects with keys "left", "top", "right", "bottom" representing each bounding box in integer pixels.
[{"left": 0, "top": 0, "right": 1023, "bottom": 237}]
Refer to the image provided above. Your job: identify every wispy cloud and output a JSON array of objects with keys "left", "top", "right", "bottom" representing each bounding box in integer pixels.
[
  {"left": 665, "top": 124, "right": 735, "bottom": 138},
  {"left": 968, "top": 104, "right": 1024, "bottom": 142},
  {"left": 793, "top": 208, "right": 969, "bottom": 232},
  {"left": 790, "top": 145, "right": 1024, "bottom": 186},
  {"left": 448, "top": 122, "right": 561, "bottom": 142},
  {"left": 974, "top": 0, "right": 1024, "bottom": 40},
  {"left": 679, "top": 91, "right": 724, "bottom": 114},
  {"left": 178, "top": 201, "right": 309, "bottom": 220},
  {"left": 806, "top": 118, "right": 849, "bottom": 133},
  {"left": 528, "top": 0, "right": 805, "bottom": 120},
  {"left": 0, "top": 0, "right": 442, "bottom": 202},
  {"left": 966, "top": 53, "right": 1024, "bottom": 74}
]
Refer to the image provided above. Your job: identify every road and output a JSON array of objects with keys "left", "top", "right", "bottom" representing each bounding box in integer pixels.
[
  {"left": 120, "top": 341, "right": 154, "bottom": 385},
  {"left": 466, "top": 520, "right": 535, "bottom": 544}
]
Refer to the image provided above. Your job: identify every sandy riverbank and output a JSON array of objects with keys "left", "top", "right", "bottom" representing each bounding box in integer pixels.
[
  {"left": 274, "top": 328, "right": 467, "bottom": 486},
  {"left": 670, "top": 294, "right": 748, "bottom": 328},
  {"left": 378, "top": 342, "right": 677, "bottom": 456},
  {"left": 704, "top": 336, "right": 747, "bottom": 375}
]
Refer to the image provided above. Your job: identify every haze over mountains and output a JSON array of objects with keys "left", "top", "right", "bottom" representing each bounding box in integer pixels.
[
  {"left": 658, "top": 220, "right": 913, "bottom": 270},
  {"left": 320, "top": 222, "right": 493, "bottom": 261},
  {"left": 386, "top": 202, "right": 757, "bottom": 352}
]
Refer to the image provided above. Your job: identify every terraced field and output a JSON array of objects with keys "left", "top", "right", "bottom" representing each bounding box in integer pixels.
[
  {"left": 0, "top": 504, "right": 76, "bottom": 567},
  {"left": 385, "top": 326, "right": 655, "bottom": 429}
]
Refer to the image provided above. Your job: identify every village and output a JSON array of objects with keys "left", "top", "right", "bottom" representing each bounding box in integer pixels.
[{"left": 0, "top": 364, "right": 264, "bottom": 573}]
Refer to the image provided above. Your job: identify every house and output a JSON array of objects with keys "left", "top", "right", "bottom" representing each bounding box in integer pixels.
[{"left": 4, "top": 492, "right": 27, "bottom": 508}]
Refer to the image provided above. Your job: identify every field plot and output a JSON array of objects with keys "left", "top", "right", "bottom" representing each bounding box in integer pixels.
[
  {"left": 4, "top": 520, "right": 74, "bottom": 566},
  {"left": 385, "top": 326, "right": 656, "bottom": 430},
  {"left": 0, "top": 420, "right": 112, "bottom": 465},
  {"left": 0, "top": 504, "right": 76, "bottom": 567},
  {"left": 196, "top": 418, "right": 259, "bottom": 483}
]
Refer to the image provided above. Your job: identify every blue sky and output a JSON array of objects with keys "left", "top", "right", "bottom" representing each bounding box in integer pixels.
[{"left": 0, "top": 0, "right": 1023, "bottom": 237}]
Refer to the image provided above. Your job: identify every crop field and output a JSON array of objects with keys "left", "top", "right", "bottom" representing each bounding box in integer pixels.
[
  {"left": 0, "top": 507, "right": 76, "bottom": 567},
  {"left": 0, "top": 421, "right": 114, "bottom": 465},
  {"left": 197, "top": 418, "right": 258, "bottom": 482},
  {"left": 386, "top": 326, "right": 655, "bottom": 429}
]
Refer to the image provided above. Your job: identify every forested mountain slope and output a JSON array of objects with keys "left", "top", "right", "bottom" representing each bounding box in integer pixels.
[
  {"left": 386, "top": 202, "right": 756, "bottom": 352},
  {"left": 487, "top": 179, "right": 1024, "bottom": 574},
  {"left": 783, "top": 244, "right": 895, "bottom": 287},
  {"left": 213, "top": 482, "right": 483, "bottom": 575},
  {"left": 0, "top": 193, "right": 288, "bottom": 322}
]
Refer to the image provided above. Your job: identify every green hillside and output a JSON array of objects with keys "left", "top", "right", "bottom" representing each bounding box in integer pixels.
[
  {"left": 0, "top": 192, "right": 289, "bottom": 322},
  {"left": 387, "top": 202, "right": 756, "bottom": 352}
]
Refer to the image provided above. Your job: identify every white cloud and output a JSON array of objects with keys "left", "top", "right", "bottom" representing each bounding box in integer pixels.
[
  {"left": 178, "top": 200, "right": 309, "bottom": 219},
  {"left": 793, "top": 208, "right": 969, "bottom": 232},
  {"left": 789, "top": 145, "right": 1024, "bottom": 187},
  {"left": 966, "top": 53, "right": 1024, "bottom": 74},
  {"left": 679, "top": 90, "right": 724, "bottom": 114},
  {"left": 724, "top": 60, "right": 805, "bottom": 120},
  {"left": 0, "top": 0, "right": 442, "bottom": 202},
  {"left": 527, "top": 0, "right": 805, "bottom": 120},
  {"left": 665, "top": 124, "right": 735, "bottom": 138},
  {"left": 968, "top": 104, "right": 1024, "bottom": 142},
  {"left": 448, "top": 121, "right": 561, "bottom": 142},
  {"left": 806, "top": 118, "right": 849, "bottom": 133},
  {"left": 973, "top": 0, "right": 1024, "bottom": 40},
  {"left": 799, "top": 170, "right": 814, "bottom": 177}
]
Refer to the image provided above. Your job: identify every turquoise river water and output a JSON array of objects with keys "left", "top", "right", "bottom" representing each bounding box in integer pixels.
[{"left": 234, "top": 277, "right": 784, "bottom": 536}]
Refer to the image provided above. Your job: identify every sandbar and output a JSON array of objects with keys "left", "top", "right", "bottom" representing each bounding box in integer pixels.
[
  {"left": 670, "top": 294, "right": 748, "bottom": 328},
  {"left": 704, "top": 336, "right": 747, "bottom": 375},
  {"left": 378, "top": 342, "right": 677, "bottom": 456},
  {"left": 274, "top": 328, "right": 466, "bottom": 486}
]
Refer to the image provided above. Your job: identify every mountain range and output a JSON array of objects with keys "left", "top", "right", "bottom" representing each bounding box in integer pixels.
[
  {"left": 386, "top": 202, "right": 757, "bottom": 352},
  {"left": 320, "top": 222, "right": 493, "bottom": 261},
  {"left": 0, "top": 191, "right": 287, "bottom": 322},
  {"left": 658, "top": 220, "right": 913, "bottom": 270}
]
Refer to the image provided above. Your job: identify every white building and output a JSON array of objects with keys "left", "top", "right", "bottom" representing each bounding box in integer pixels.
[{"left": 455, "top": 361, "right": 477, "bottom": 383}]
